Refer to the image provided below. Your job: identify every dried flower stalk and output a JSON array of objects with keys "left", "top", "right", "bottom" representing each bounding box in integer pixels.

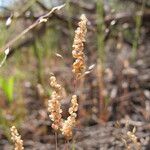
[
  {"left": 72, "top": 14, "right": 87, "bottom": 79},
  {"left": 48, "top": 77, "right": 78, "bottom": 139},
  {"left": 48, "top": 76, "right": 63, "bottom": 131},
  {"left": 49, "top": 76, "right": 62, "bottom": 94},
  {"left": 10, "top": 126, "right": 24, "bottom": 150},
  {"left": 126, "top": 127, "right": 141, "bottom": 150},
  {"left": 61, "top": 95, "right": 78, "bottom": 139}
]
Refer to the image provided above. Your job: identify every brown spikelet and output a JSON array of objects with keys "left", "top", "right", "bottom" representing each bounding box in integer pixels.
[
  {"left": 10, "top": 126, "right": 24, "bottom": 150},
  {"left": 48, "top": 76, "right": 79, "bottom": 139},
  {"left": 72, "top": 14, "right": 87, "bottom": 79},
  {"left": 49, "top": 76, "right": 62, "bottom": 94},
  {"left": 48, "top": 76, "right": 63, "bottom": 131},
  {"left": 61, "top": 95, "right": 78, "bottom": 139}
]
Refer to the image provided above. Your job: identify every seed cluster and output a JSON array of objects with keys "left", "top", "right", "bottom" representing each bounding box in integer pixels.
[
  {"left": 48, "top": 76, "right": 78, "bottom": 139},
  {"left": 48, "top": 14, "right": 87, "bottom": 140},
  {"left": 72, "top": 14, "right": 87, "bottom": 79},
  {"left": 48, "top": 76, "right": 63, "bottom": 131},
  {"left": 10, "top": 126, "right": 24, "bottom": 150},
  {"left": 61, "top": 95, "right": 78, "bottom": 139}
]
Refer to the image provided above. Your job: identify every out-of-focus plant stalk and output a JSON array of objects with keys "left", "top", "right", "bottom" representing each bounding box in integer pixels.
[
  {"left": 96, "top": 0, "right": 108, "bottom": 122},
  {"left": 131, "top": 0, "right": 145, "bottom": 62}
]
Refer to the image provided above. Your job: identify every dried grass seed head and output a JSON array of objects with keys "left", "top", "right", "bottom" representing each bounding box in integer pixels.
[
  {"left": 48, "top": 95, "right": 62, "bottom": 130},
  {"left": 69, "top": 95, "right": 78, "bottom": 115},
  {"left": 61, "top": 95, "right": 78, "bottom": 140},
  {"left": 61, "top": 116, "right": 76, "bottom": 140},
  {"left": 10, "top": 126, "right": 24, "bottom": 150},
  {"left": 49, "top": 76, "right": 62, "bottom": 93},
  {"left": 72, "top": 14, "right": 87, "bottom": 79},
  {"left": 48, "top": 76, "right": 63, "bottom": 131}
]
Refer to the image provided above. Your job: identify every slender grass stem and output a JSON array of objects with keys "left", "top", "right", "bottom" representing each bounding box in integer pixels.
[
  {"left": 0, "top": 52, "right": 7, "bottom": 67},
  {"left": 131, "top": 0, "right": 145, "bottom": 62},
  {"left": 55, "top": 132, "right": 58, "bottom": 150},
  {"left": 71, "top": 136, "right": 75, "bottom": 150},
  {"left": 67, "top": 140, "right": 70, "bottom": 150},
  {"left": 96, "top": 0, "right": 105, "bottom": 67}
]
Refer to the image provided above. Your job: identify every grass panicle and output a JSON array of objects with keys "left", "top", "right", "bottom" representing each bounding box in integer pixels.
[
  {"left": 48, "top": 76, "right": 78, "bottom": 140},
  {"left": 61, "top": 95, "right": 78, "bottom": 140},
  {"left": 48, "top": 76, "right": 63, "bottom": 131},
  {"left": 10, "top": 126, "right": 24, "bottom": 150},
  {"left": 72, "top": 14, "right": 87, "bottom": 79}
]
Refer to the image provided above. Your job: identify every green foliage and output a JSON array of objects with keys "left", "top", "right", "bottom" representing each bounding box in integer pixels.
[{"left": 0, "top": 76, "right": 15, "bottom": 103}]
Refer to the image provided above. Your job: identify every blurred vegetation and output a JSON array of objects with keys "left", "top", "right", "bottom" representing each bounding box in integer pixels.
[
  {"left": 0, "top": 76, "right": 14, "bottom": 103},
  {"left": 0, "top": 0, "right": 149, "bottom": 148}
]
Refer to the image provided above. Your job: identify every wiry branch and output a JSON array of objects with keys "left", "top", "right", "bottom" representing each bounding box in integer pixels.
[
  {"left": 1, "top": 1, "right": 150, "bottom": 57},
  {"left": 0, "top": 4, "right": 65, "bottom": 53}
]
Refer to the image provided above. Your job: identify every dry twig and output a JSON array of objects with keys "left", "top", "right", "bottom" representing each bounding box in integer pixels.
[{"left": 0, "top": 4, "right": 65, "bottom": 53}]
